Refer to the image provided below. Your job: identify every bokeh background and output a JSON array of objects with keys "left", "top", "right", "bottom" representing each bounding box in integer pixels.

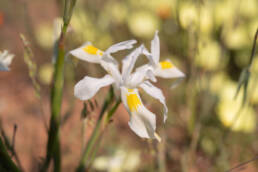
[{"left": 0, "top": 0, "right": 258, "bottom": 171}]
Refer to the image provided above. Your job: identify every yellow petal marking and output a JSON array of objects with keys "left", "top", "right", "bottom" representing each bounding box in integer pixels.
[
  {"left": 160, "top": 61, "right": 174, "bottom": 69},
  {"left": 83, "top": 45, "right": 103, "bottom": 55},
  {"left": 128, "top": 88, "right": 134, "bottom": 92},
  {"left": 127, "top": 92, "right": 142, "bottom": 112}
]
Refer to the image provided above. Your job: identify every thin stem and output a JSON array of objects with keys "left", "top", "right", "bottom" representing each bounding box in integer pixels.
[
  {"left": 41, "top": 0, "right": 77, "bottom": 171},
  {"left": 157, "top": 130, "right": 166, "bottom": 172},
  {"left": 248, "top": 28, "right": 258, "bottom": 69},
  {"left": 0, "top": 121, "right": 23, "bottom": 171},
  {"left": 0, "top": 137, "right": 21, "bottom": 172},
  {"left": 43, "top": 28, "right": 66, "bottom": 172},
  {"left": 87, "top": 99, "right": 122, "bottom": 167},
  {"left": 226, "top": 155, "right": 258, "bottom": 172},
  {"left": 76, "top": 88, "right": 120, "bottom": 172},
  {"left": 106, "top": 98, "right": 121, "bottom": 122}
]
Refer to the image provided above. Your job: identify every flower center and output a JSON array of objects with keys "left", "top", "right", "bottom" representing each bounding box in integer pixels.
[
  {"left": 160, "top": 61, "right": 173, "bottom": 69},
  {"left": 83, "top": 45, "right": 103, "bottom": 56}
]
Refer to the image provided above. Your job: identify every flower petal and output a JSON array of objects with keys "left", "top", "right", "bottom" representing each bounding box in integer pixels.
[
  {"left": 70, "top": 42, "right": 103, "bottom": 63},
  {"left": 100, "top": 56, "right": 122, "bottom": 86},
  {"left": 151, "top": 30, "right": 160, "bottom": 65},
  {"left": 139, "top": 81, "right": 168, "bottom": 122},
  {"left": 136, "top": 64, "right": 157, "bottom": 82},
  {"left": 74, "top": 75, "right": 114, "bottom": 100},
  {"left": 142, "top": 46, "right": 155, "bottom": 66},
  {"left": 122, "top": 45, "right": 144, "bottom": 81},
  {"left": 126, "top": 64, "right": 156, "bottom": 88},
  {"left": 121, "top": 87, "right": 157, "bottom": 139},
  {"left": 0, "top": 50, "right": 14, "bottom": 71},
  {"left": 154, "top": 59, "right": 185, "bottom": 78},
  {"left": 105, "top": 40, "right": 137, "bottom": 54}
]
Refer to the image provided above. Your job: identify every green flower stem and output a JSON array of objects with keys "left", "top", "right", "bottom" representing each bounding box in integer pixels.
[
  {"left": 76, "top": 89, "right": 121, "bottom": 172},
  {"left": 0, "top": 137, "right": 20, "bottom": 172},
  {"left": 87, "top": 99, "right": 122, "bottom": 167},
  {"left": 106, "top": 99, "right": 121, "bottom": 122},
  {"left": 247, "top": 28, "right": 258, "bottom": 69},
  {"left": 76, "top": 88, "right": 114, "bottom": 172},
  {"left": 42, "top": 1, "right": 77, "bottom": 171}
]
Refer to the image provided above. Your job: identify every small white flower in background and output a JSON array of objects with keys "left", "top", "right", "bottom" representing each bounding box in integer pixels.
[
  {"left": 70, "top": 32, "right": 185, "bottom": 141},
  {"left": 93, "top": 148, "right": 140, "bottom": 172},
  {"left": 0, "top": 50, "right": 14, "bottom": 71}
]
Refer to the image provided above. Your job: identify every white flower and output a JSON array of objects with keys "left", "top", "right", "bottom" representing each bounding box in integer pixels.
[
  {"left": 142, "top": 31, "right": 185, "bottom": 79},
  {"left": 71, "top": 43, "right": 167, "bottom": 141},
  {"left": 0, "top": 50, "right": 14, "bottom": 71}
]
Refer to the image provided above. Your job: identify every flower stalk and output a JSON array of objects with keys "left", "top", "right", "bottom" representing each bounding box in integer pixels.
[
  {"left": 235, "top": 28, "right": 258, "bottom": 105},
  {"left": 76, "top": 87, "right": 122, "bottom": 172},
  {"left": 41, "top": 0, "right": 77, "bottom": 171}
]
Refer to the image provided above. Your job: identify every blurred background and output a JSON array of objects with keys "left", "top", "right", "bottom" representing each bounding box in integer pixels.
[{"left": 0, "top": 0, "right": 258, "bottom": 171}]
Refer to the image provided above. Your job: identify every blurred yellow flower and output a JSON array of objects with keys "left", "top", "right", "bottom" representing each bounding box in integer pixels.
[
  {"left": 239, "top": 0, "right": 258, "bottom": 18},
  {"left": 128, "top": 11, "right": 160, "bottom": 38},
  {"left": 195, "top": 39, "right": 221, "bottom": 70},
  {"left": 210, "top": 72, "right": 230, "bottom": 94},
  {"left": 39, "top": 63, "right": 53, "bottom": 85},
  {"left": 217, "top": 81, "right": 256, "bottom": 133},
  {"left": 35, "top": 23, "right": 53, "bottom": 49},
  {"left": 199, "top": 6, "right": 213, "bottom": 35},
  {"left": 223, "top": 26, "right": 250, "bottom": 49},
  {"left": 179, "top": 2, "right": 198, "bottom": 29},
  {"left": 70, "top": 9, "right": 96, "bottom": 41},
  {"left": 109, "top": 2, "right": 128, "bottom": 24},
  {"left": 214, "top": 0, "right": 236, "bottom": 27}
]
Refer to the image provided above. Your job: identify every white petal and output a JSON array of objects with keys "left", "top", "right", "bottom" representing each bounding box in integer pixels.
[
  {"left": 126, "top": 64, "right": 156, "bottom": 88},
  {"left": 155, "top": 67, "right": 185, "bottom": 78},
  {"left": 121, "top": 87, "right": 157, "bottom": 139},
  {"left": 142, "top": 46, "right": 155, "bottom": 66},
  {"left": 74, "top": 75, "right": 114, "bottom": 100},
  {"left": 0, "top": 63, "right": 8, "bottom": 71},
  {"left": 151, "top": 30, "right": 160, "bottom": 65},
  {"left": 0, "top": 50, "right": 14, "bottom": 71},
  {"left": 140, "top": 81, "right": 168, "bottom": 122},
  {"left": 70, "top": 42, "right": 103, "bottom": 63},
  {"left": 105, "top": 40, "right": 137, "bottom": 54},
  {"left": 122, "top": 45, "right": 144, "bottom": 81},
  {"left": 145, "top": 69, "right": 157, "bottom": 83},
  {"left": 101, "top": 53, "right": 118, "bottom": 66},
  {"left": 154, "top": 59, "right": 185, "bottom": 78},
  {"left": 100, "top": 56, "right": 122, "bottom": 85}
]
